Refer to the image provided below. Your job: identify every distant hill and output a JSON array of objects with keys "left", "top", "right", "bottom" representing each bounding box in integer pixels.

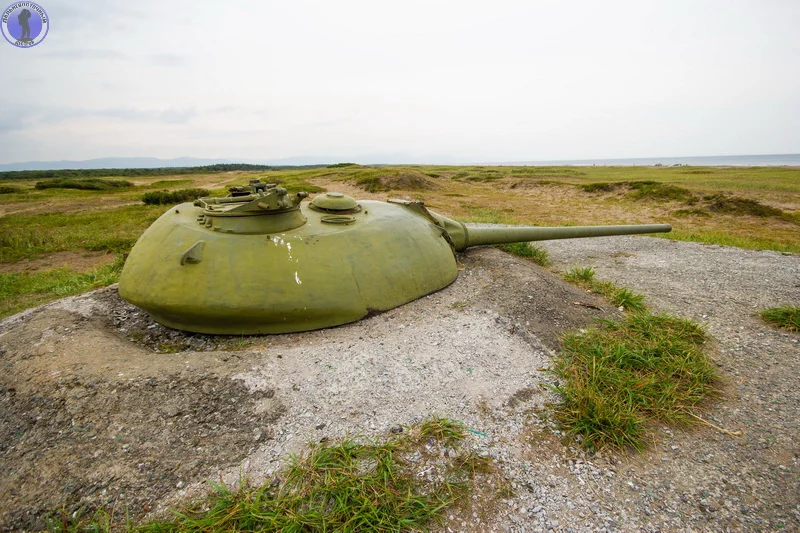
[
  {"left": 0, "top": 156, "right": 338, "bottom": 172},
  {"left": 0, "top": 152, "right": 471, "bottom": 171},
  {"left": 4, "top": 153, "right": 796, "bottom": 172},
  {"left": 0, "top": 157, "right": 226, "bottom": 171},
  {"left": 0, "top": 163, "right": 298, "bottom": 180}
]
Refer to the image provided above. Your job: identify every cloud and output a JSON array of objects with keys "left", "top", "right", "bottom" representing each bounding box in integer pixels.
[
  {"left": 303, "top": 118, "right": 352, "bottom": 129},
  {"left": 207, "top": 106, "right": 270, "bottom": 116},
  {"left": 38, "top": 50, "right": 189, "bottom": 66},
  {"left": 49, "top": 3, "right": 147, "bottom": 26},
  {"left": 0, "top": 106, "right": 199, "bottom": 136},
  {"left": 154, "top": 108, "right": 197, "bottom": 123},
  {"left": 40, "top": 49, "right": 130, "bottom": 61},
  {"left": 145, "top": 53, "right": 189, "bottom": 67},
  {"left": 0, "top": 109, "right": 28, "bottom": 135},
  {"left": 90, "top": 107, "right": 198, "bottom": 124}
]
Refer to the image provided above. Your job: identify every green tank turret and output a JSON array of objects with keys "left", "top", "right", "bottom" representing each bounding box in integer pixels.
[{"left": 118, "top": 180, "right": 670, "bottom": 334}]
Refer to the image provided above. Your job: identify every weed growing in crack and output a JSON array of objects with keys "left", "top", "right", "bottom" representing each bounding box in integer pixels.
[
  {"left": 562, "top": 266, "right": 646, "bottom": 312},
  {"left": 760, "top": 306, "right": 800, "bottom": 332},
  {"left": 563, "top": 266, "right": 596, "bottom": 283},
  {"left": 494, "top": 242, "right": 551, "bottom": 266}
]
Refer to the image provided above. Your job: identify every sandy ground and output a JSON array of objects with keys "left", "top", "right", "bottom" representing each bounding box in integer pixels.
[{"left": 1, "top": 238, "right": 798, "bottom": 532}]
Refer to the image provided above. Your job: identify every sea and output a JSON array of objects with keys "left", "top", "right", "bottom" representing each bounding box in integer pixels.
[{"left": 506, "top": 153, "right": 800, "bottom": 167}]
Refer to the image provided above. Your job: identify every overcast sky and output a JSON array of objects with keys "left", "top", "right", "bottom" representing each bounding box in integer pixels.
[{"left": 1, "top": 0, "right": 798, "bottom": 164}]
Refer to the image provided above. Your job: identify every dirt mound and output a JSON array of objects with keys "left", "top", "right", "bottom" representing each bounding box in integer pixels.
[{"left": 356, "top": 170, "right": 437, "bottom": 192}]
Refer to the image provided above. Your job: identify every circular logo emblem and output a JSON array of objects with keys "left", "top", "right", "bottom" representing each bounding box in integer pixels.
[{"left": 2, "top": 2, "right": 49, "bottom": 48}]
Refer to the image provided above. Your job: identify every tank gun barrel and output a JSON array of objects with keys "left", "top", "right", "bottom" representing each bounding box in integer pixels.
[
  {"left": 430, "top": 214, "right": 671, "bottom": 252},
  {"left": 462, "top": 223, "right": 671, "bottom": 250}
]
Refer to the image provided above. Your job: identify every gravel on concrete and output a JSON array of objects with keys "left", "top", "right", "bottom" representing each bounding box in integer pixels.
[{"left": 1, "top": 237, "right": 798, "bottom": 532}]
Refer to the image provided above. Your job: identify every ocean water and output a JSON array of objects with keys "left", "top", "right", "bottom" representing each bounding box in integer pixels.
[{"left": 511, "top": 153, "right": 800, "bottom": 167}]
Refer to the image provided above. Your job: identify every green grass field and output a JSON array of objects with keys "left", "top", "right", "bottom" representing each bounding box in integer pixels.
[{"left": 1, "top": 165, "right": 797, "bottom": 319}]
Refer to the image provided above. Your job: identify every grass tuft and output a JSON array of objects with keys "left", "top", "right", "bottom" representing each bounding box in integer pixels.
[
  {"left": 0, "top": 184, "right": 25, "bottom": 194},
  {"left": 609, "top": 287, "right": 646, "bottom": 313},
  {"left": 563, "top": 266, "right": 596, "bottom": 283},
  {"left": 551, "top": 313, "right": 718, "bottom": 451},
  {"left": 415, "top": 416, "right": 467, "bottom": 447},
  {"left": 45, "top": 505, "right": 118, "bottom": 533},
  {"left": 760, "top": 306, "right": 800, "bottom": 332},
  {"left": 562, "top": 266, "right": 646, "bottom": 312},
  {"left": 494, "top": 242, "right": 551, "bottom": 266}
]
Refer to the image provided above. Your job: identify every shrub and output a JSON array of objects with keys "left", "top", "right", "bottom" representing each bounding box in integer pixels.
[
  {"left": 626, "top": 181, "right": 695, "bottom": 202},
  {"left": 35, "top": 178, "right": 133, "bottom": 191},
  {"left": 142, "top": 188, "right": 210, "bottom": 205},
  {"left": 352, "top": 170, "right": 435, "bottom": 192},
  {"left": 148, "top": 179, "right": 192, "bottom": 188},
  {"left": 705, "top": 195, "right": 783, "bottom": 217},
  {"left": 672, "top": 208, "right": 711, "bottom": 218},
  {"left": 580, "top": 182, "right": 617, "bottom": 193},
  {"left": 579, "top": 181, "right": 696, "bottom": 203}
]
